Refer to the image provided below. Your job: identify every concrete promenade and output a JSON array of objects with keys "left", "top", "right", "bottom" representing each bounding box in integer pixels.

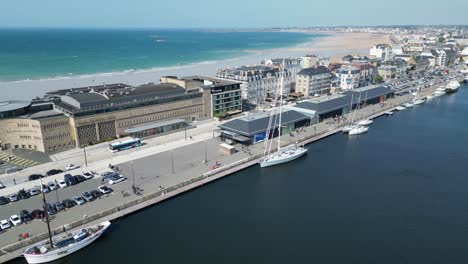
[{"left": 0, "top": 77, "right": 463, "bottom": 263}]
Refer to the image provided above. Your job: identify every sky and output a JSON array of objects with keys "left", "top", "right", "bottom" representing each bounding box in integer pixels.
[{"left": 0, "top": 0, "right": 467, "bottom": 28}]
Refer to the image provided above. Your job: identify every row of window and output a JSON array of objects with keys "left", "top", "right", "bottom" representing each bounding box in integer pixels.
[
  {"left": 43, "top": 121, "right": 68, "bottom": 129},
  {"left": 17, "top": 123, "right": 30, "bottom": 128},
  {"left": 45, "top": 132, "right": 71, "bottom": 141},
  {"left": 19, "top": 135, "right": 32, "bottom": 140},
  {"left": 214, "top": 92, "right": 240, "bottom": 99},
  {"left": 118, "top": 106, "right": 202, "bottom": 128}
]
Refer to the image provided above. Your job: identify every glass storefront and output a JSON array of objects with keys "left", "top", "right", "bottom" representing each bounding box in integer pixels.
[{"left": 126, "top": 120, "right": 187, "bottom": 139}]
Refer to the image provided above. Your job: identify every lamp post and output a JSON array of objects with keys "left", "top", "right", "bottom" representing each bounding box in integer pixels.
[
  {"left": 171, "top": 151, "right": 174, "bottom": 174},
  {"left": 204, "top": 141, "right": 208, "bottom": 163},
  {"left": 83, "top": 144, "right": 88, "bottom": 167},
  {"left": 131, "top": 161, "right": 136, "bottom": 188}
]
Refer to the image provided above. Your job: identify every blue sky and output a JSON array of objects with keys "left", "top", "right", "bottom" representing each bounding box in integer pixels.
[{"left": 0, "top": 0, "right": 466, "bottom": 28}]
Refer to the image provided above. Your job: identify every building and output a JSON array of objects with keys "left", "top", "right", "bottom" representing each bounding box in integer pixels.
[
  {"left": 348, "top": 63, "right": 377, "bottom": 87},
  {"left": 337, "top": 66, "right": 361, "bottom": 90},
  {"left": 378, "top": 65, "right": 398, "bottom": 80},
  {"left": 0, "top": 100, "right": 74, "bottom": 153},
  {"left": 48, "top": 83, "right": 206, "bottom": 147},
  {"left": 295, "top": 66, "right": 333, "bottom": 97},
  {"left": 370, "top": 44, "right": 394, "bottom": 61},
  {"left": 431, "top": 49, "right": 447, "bottom": 68},
  {"left": 220, "top": 110, "right": 311, "bottom": 145},
  {"left": 216, "top": 65, "right": 293, "bottom": 104},
  {"left": 409, "top": 56, "right": 431, "bottom": 73},
  {"left": 161, "top": 76, "right": 242, "bottom": 118},
  {"left": 301, "top": 55, "right": 319, "bottom": 68}
]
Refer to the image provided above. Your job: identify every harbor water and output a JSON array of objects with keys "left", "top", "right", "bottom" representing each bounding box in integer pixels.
[{"left": 9, "top": 83, "right": 468, "bottom": 264}]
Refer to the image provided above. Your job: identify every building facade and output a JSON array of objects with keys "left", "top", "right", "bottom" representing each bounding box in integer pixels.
[
  {"left": 370, "top": 44, "right": 394, "bottom": 61},
  {"left": 337, "top": 66, "right": 361, "bottom": 90},
  {"left": 295, "top": 66, "right": 333, "bottom": 96}
]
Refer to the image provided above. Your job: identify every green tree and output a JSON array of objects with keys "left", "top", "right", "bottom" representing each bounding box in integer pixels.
[{"left": 375, "top": 76, "right": 384, "bottom": 84}]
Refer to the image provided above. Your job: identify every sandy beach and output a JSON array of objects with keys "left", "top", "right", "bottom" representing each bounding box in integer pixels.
[{"left": 0, "top": 32, "right": 389, "bottom": 101}]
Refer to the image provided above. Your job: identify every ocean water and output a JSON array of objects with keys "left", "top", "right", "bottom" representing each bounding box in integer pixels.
[{"left": 0, "top": 29, "right": 318, "bottom": 82}]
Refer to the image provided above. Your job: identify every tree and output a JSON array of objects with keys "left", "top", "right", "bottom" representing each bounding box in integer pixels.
[
  {"left": 375, "top": 76, "right": 384, "bottom": 84},
  {"left": 438, "top": 37, "right": 445, "bottom": 43}
]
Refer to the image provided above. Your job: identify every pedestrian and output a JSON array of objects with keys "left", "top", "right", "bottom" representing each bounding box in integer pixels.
[{"left": 13, "top": 179, "right": 16, "bottom": 185}]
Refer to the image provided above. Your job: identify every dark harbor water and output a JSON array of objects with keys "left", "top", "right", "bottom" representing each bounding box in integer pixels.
[{"left": 9, "top": 83, "right": 468, "bottom": 264}]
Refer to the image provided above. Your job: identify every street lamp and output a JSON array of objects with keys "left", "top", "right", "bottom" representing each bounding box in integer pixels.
[
  {"left": 83, "top": 145, "right": 88, "bottom": 167},
  {"left": 131, "top": 161, "right": 136, "bottom": 188},
  {"left": 171, "top": 151, "right": 175, "bottom": 174}
]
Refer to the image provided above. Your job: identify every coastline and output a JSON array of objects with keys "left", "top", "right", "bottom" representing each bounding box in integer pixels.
[{"left": 0, "top": 31, "right": 389, "bottom": 100}]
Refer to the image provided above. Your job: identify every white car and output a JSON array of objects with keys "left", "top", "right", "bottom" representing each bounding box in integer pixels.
[
  {"left": 98, "top": 185, "right": 112, "bottom": 194},
  {"left": 0, "top": 219, "right": 11, "bottom": 230},
  {"left": 57, "top": 179, "right": 68, "bottom": 188},
  {"left": 108, "top": 175, "right": 126, "bottom": 185},
  {"left": 8, "top": 194, "right": 19, "bottom": 202},
  {"left": 47, "top": 181, "right": 59, "bottom": 191},
  {"left": 73, "top": 196, "right": 86, "bottom": 205},
  {"left": 81, "top": 172, "right": 94, "bottom": 180},
  {"left": 9, "top": 215, "right": 22, "bottom": 226},
  {"left": 28, "top": 188, "right": 40, "bottom": 196},
  {"left": 66, "top": 164, "right": 80, "bottom": 170}
]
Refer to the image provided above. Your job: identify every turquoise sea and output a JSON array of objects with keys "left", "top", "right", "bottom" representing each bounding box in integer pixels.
[{"left": 0, "top": 29, "right": 319, "bottom": 82}]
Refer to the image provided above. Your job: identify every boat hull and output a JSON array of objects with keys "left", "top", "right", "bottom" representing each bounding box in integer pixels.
[
  {"left": 357, "top": 120, "right": 373, "bottom": 126},
  {"left": 445, "top": 88, "right": 458, "bottom": 93},
  {"left": 349, "top": 126, "right": 368, "bottom": 135},
  {"left": 260, "top": 147, "right": 307, "bottom": 168},
  {"left": 24, "top": 221, "right": 111, "bottom": 264}
]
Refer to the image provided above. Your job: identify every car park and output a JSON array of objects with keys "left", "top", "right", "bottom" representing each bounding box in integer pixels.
[
  {"left": 8, "top": 194, "right": 18, "bottom": 202},
  {"left": 63, "top": 199, "right": 76, "bottom": 208},
  {"left": 82, "top": 172, "right": 94, "bottom": 180},
  {"left": 20, "top": 210, "right": 33, "bottom": 222},
  {"left": 98, "top": 185, "right": 112, "bottom": 194},
  {"left": 64, "top": 174, "right": 77, "bottom": 186},
  {"left": 108, "top": 174, "right": 126, "bottom": 185},
  {"left": 46, "top": 169, "right": 63, "bottom": 176},
  {"left": 54, "top": 202, "right": 65, "bottom": 211},
  {"left": 48, "top": 181, "right": 59, "bottom": 191},
  {"left": 66, "top": 164, "right": 80, "bottom": 170},
  {"left": 81, "top": 192, "right": 94, "bottom": 202},
  {"left": 57, "top": 179, "right": 68, "bottom": 188},
  {"left": 90, "top": 190, "right": 102, "bottom": 199},
  {"left": 73, "top": 196, "right": 86, "bottom": 205},
  {"left": 17, "top": 189, "right": 30, "bottom": 200},
  {"left": 0, "top": 196, "right": 9, "bottom": 205},
  {"left": 0, "top": 219, "right": 11, "bottom": 230},
  {"left": 28, "top": 187, "right": 40, "bottom": 196},
  {"left": 9, "top": 215, "right": 22, "bottom": 226},
  {"left": 28, "top": 174, "right": 43, "bottom": 181}
]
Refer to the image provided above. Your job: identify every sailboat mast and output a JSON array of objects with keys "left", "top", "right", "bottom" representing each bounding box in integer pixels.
[
  {"left": 277, "top": 66, "right": 284, "bottom": 152},
  {"left": 40, "top": 179, "right": 54, "bottom": 248}
]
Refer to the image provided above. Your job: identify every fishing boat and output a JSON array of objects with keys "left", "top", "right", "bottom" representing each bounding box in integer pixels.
[
  {"left": 349, "top": 126, "right": 368, "bottom": 135},
  {"left": 260, "top": 66, "right": 307, "bottom": 168},
  {"left": 445, "top": 80, "right": 460, "bottom": 93},
  {"left": 23, "top": 181, "right": 111, "bottom": 264}
]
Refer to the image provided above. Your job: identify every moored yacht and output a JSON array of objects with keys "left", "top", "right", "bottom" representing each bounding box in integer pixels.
[
  {"left": 412, "top": 98, "right": 425, "bottom": 105},
  {"left": 445, "top": 80, "right": 460, "bottom": 93},
  {"left": 395, "top": 105, "right": 406, "bottom": 111},
  {"left": 342, "top": 124, "right": 358, "bottom": 133},
  {"left": 433, "top": 87, "right": 446, "bottom": 97},
  {"left": 385, "top": 111, "right": 393, "bottom": 115},
  {"left": 349, "top": 126, "right": 368, "bottom": 135},
  {"left": 260, "top": 144, "right": 308, "bottom": 168},
  {"left": 357, "top": 119, "right": 373, "bottom": 126},
  {"left": 403, "top": 102, "right": 414, "bottom": 108}
]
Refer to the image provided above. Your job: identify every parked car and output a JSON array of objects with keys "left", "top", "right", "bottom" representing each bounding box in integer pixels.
[
  {"left": 73, "top": 196, "right": 86, "bottom": 205},
  {"left": 0, "top": 219, "right": 11, "bottom": 230},
  {"left": 81, "top": 192, "right": 94, "bottom": 202},
  {"left": 65, "top": 164, "right": 80, "bottom": 171},
  {"left": 9, "top": 215, "right": 22, "bottom": 226},
  {"left": 31, "top": 209, "right": 45, "bottom": 219},
  {"left": 62, "top": 199, "right": 76, "bottom": 208},
  {"left": 8, "top": 194, "right": 18, "bottom": 202},
  {"left": 28, "top": 187, "right": 40, "bottom": 196},
  {"left": 41, "top": 184, "right": 51, "bottom": 193},
  {"left": 0, "top": 181, "right": 5, "bottom": 189},
  {"left": 98, "top": 185, "right": 112, "bottom": 194},
  {"left": 82, "top": 172, "right": 94, "bottom": 180},
  {"left": 0, "top": 196, "right": 9, "bottom": 205},
  {"left": 108, "top": 174, "right": 126, "bottom": 185},
  {"left": 47, "top": 181, "right": 59, "bottom": 191},
  {"left": 46, "top": 169, "right": 63, "bottom": 176},
  {"left": 20, "top": 210, "right": 33, "bottom": 222},
  {"left": 53, "top": 202, "right": 65, "bottom": 211},
  {"left": 57, "top": 179, "right": 68, "bottom": 188},
  {"left": 64, "top": 174, "right": 77, "bottom": 186},
  {"left": 90, "top": 190, "right": 103, "bottom": 199},
  {"left": 73, "top": 175, "right": 86, "bottom": 183},
  {"left": 45, "top": 203, "right": 57, "bottom": 215},
  {"left": 17, "top": 189, "right": 30, "bottom": 200},
  {"left": 28, "top": 174, "right": 43, "bottom": 181}
]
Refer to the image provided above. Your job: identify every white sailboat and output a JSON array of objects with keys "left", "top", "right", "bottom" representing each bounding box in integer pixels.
[
  {"left": 395, "top": 105, "right": 406, "bottom": 111},
  {"left": 260, "top": 67, "right": 307, "bottom": 168},
  {"left": 349, "top": 126, "right": 369, "bottom": 135},
  {"left": 342, "top": 94, "right": 359, "bottom": 133},
  {"left": 403, "top": 102, "right": 414, "bottom": 108},
  {"left": 356, "top": 91, "right": 373, "bottom": 126},
  {"left": 23, "top": 181, "right": 111, "bottom": 264}
]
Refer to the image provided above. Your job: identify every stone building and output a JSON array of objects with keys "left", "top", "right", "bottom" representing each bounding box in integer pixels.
[{"left": 295, "top": 66, "right": 333, "bottom": 96}]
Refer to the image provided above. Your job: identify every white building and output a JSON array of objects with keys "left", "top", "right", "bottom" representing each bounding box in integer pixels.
[
  {"left": 370, "top": 44, "right": 394, "bottom": 61},
  {"left": 301, "top": 55, "right": 319, "bottom": 68},
  {"left": 295, "top": 66, "right": 333, "bottom": 96},
  {"left": 337, "top": 66, "right": 361, "bottom": 90}
]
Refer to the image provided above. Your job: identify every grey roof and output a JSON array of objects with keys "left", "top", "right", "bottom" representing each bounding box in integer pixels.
[
  {"left": 125, "top": 119, "right": 186, "bottom": 134},
  {"left": 295, "top": 95, "right": 350, "bottom": 114},
  {"left": 21, "top": 109, "right": 64, "bottom": 120},
  {"left": 66, "top": 92, "right": 107, "bottom": 103},
  {"left": 343, "top": 86, "right": 393, "bottom": 100},
  {"left": 220, "top": 110, "right": 308, "bottom": 136},
  {"left": 0, "top": 101, "right": 31, "bottom": 113},
  {"left": 297, "top": 66, "right": 331, "bottom": 76}
]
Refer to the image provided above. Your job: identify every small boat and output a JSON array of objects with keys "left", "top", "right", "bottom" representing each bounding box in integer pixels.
[
  {"left": 385, "top": 111, "right": 393, "bottom": 115},
  {"left": 403, "top": 102, "right": 414, "bottom": 108},
  {"left": 412, "top": 98, "right": 425, "bottom": 105},
  {"left": 395, "top": 106, "right": 406, "bottom": 111},
  {"left": 433, "top": 87, "right": 446, "bottom": 97},
  {"left": 349, "top": 126, "right": 368, "bottom": 135},
  {"left": 445, "top": 80, "right": 460, "bottom": 93},
  {"left": 24, "top": 221, "right": 111, "bottom": 264},
  {"left": 426, "top": 95, "right": 434, "bottom": 101},
  {"left": 260, "top": 144, "right": 308, "bottom": 168},
  {"left": 357, "top": 119, "right": 373, "bottom": 126},
  {"left": 342, "top": 124, "right": 358, "bottom": 133}
]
